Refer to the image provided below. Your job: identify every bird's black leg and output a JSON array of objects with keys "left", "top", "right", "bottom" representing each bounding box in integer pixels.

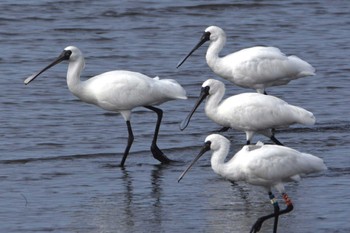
[
  {"left": 270, "top": 135, "right": 284, "bottom": 146},
  {"left": 270, "top": 192, "right": 280, "bottom": 233},
  {"left": 215, "top": 126, "right": 230, "bottom": 132},
  {"left": 144, "top": 106, "right": 173, "bottom": 164},
  {"left": 120, "top": 120, "right": 134, "bottom": 167},
  {"left": 250, "top": 192, "right": 294, "bottom": 233},
  {"left": 246, "top": 140, "right": 251, "bottom": 145},
  {"left": 250, "top": 192, "right": 279, "bottom": 233},
  {"left": 279, "top": 193, "right": 294, "bottom": 216},
  {"left": 270, "top": 129, "right": 284, "bottom": 146}
]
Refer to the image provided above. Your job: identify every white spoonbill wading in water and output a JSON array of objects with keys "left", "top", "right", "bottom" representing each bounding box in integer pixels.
[
  {"left": 24, "top": 46, "right": 187, "bottom": 167},
  {"left": 178, "top": 134, "right": 327, "bottom": 233},
  {"left": 177, "top": 26, "right": 315, "bottom": 94},
  {"left": 180, "top": 79, "right": 316, "bottom": 145}
]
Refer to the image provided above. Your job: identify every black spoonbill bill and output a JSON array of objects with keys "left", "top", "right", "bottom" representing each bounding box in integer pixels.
[
  {"left": 177, "top": 26, "right": 315, "bottom": 94},
  {"left": 178, "top": 134, "right": 326, "bottom": 233},
  {"left": 24, "top": 46, "right": 187, "bottom": 167},
  {"left": 180, "top": 79, "right": 315, "bottom": 145}
]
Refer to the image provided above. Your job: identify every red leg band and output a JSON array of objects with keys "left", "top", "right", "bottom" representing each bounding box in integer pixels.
[{"left": 282, "top": 193, "right": 292, "bottom": 206}]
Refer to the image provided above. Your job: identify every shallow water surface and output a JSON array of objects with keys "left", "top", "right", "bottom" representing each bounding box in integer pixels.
[{"left": 1, "top": 1, "right": 350, "bottom": 232}]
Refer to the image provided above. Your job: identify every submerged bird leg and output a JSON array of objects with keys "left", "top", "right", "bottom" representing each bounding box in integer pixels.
[
  {"left": 250, "top": 192, "right": 294, "bottom": 233},
  {"left": 144, "top": 106, "right": 173, "bottom": 164},
  {"left": 120, "top": 120, "right": 134, "bottom": 167}
]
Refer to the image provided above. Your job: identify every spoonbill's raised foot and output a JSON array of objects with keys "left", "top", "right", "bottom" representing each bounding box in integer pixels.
[
  {"left": 180, "top": 79, "right": 315, "bottom": 145},
  {"left": 24, "top": 46, "right": 187, "bottom": 167},
  {"left": 177, "top": 26, "right": 315, "bottom": 94},
  {"left": 178, "top": 134, "right": 326, "bottom": 233}
]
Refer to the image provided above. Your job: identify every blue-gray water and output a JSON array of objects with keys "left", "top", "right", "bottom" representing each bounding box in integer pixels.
[{"left": 1, "top": 1, "right": 350, "bottom": 232}]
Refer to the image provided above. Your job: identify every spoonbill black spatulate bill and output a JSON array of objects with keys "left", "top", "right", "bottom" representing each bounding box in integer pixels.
[
  {"left": 24, "top": 46, "right": 187, "bottom": 166},
  {"left": 177, "top": 26, "right": 315, "bottom": 94},
  {"left": 180, "top": 79, "right": 315, "bottom": 145},
  {"left": 178, "top": 134, "right": 326, "bottom": 233}
]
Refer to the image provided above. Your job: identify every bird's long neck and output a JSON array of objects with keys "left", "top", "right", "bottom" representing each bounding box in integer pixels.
[
  {"left": 205, "top": 87, "right": 225, "bottom": 124},
  {"left": 206, "top": 35, "right": 226, "bottom": 72},
  {"left": 210, "top": 141, "right": 230, "bottom": 177},
  {"left": 66, "top": 56, "right": 85, "bottom": 98}
]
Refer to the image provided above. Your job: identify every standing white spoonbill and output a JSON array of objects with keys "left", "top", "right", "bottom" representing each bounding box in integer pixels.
[
  {"left": 24, "top": 46, "right": 187, "bottom": 167},
  {"left": 180, "top": 79, "right": 315, "bottom": 145},
  {"left": 177, "top": 26, "right": 315, "bottom": 94},
  {"left": 178, "top": 134, "right": 326, "bottom": 233}
]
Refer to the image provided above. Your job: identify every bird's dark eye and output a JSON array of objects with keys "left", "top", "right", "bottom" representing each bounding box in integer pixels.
[
  {"left": 202, "top": 31, "right": 211, "bottom": 41},
  {"left": 204, "top": 140, "right": 212, "bottom": 150},
  {"left": 64, "top": 50, "right": 72, "bottom": 59},
  {"left": 201, "top": 86, "right": 210, "bottom": 94}
]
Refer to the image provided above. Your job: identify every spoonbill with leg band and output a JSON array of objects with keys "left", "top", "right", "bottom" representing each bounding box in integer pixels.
[
  {"left": 178, "top": 134, "right": 327, "bottom": 233},
  {"left": 180, "top": 79, "right": 316, "bottom": 145},
  {"left": 24, "top": 46, "right": 187, "bottom": 167},
  {"left": 177, "top": 26, "right": 315, "bottom": 94}
]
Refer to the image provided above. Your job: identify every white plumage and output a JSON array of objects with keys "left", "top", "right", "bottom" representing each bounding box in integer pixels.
[
  {"left": 178, "top": 134, "right": 326, "bottom": 233},
  {"left": 73, "top": 70, "right": 186, "bottom": 120},
  {"left": 24, "top": 46, "right": 187, "bottom": 166},
  {"left": 179, "top": 134, "right": 326, "bottom": 192},
  {"left": 177, "top": 26, "right": 315, "bottom": 94},
  {"left": 180, "top": 79, "right": 315, "bottom": 145}
]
